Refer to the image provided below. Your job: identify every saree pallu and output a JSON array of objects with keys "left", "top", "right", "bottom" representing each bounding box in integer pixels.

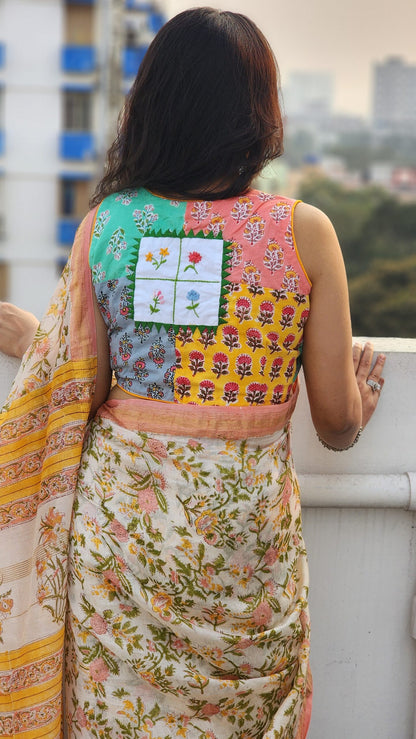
[
  {"left": 0, "top": 210, "right": 98, "bottom": 738},
  {"left": 65, "top": 395, "right": 312, "bottom": 739}
]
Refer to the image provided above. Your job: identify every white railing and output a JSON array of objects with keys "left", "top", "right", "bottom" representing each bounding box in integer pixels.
[{"left": 1, "top": 337, "right": 415, "bottom": 738}]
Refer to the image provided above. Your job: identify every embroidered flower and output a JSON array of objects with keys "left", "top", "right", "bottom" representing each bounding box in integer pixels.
[
  {"left": 149, "top": 290, "right": 164, "bottom": 314},
  {"left": 186, "top": 290, "right": 200, "bottom": 318},
  {"left": 184, "top": 251, "right": 202, "bottom": 273}
]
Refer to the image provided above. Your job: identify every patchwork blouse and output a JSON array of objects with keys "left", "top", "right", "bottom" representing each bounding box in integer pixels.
[{"left": 89, "top": 188, "right": 311, "bottom": 406}]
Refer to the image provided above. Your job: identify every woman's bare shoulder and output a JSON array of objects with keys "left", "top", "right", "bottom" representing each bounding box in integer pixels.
[{"left": 293, "top": 201, "right": 343, "bottom": 283}]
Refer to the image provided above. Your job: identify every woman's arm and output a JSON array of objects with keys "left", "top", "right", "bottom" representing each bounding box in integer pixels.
[
  {"left": 294, "top": 202, "right": 385, "bottom": 449},
  {"left": 0, "top": 303, "right": 39, "bottom": 358}
]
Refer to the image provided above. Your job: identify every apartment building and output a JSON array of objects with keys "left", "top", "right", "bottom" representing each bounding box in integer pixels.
[{"left": 0, "top": 0, "right": 165, "bottom": 317}]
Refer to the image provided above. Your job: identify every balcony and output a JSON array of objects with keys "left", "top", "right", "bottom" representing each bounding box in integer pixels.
[
  {"left": 59, "top": 131, "right": 94, "bottom": 161},
  {"left": 61, "top": 46, "right": 96, "bottom": 74},
  {"left": 0, "top": 43, "right": 5, "bottom": 69},
  {"left": 57, "top": 217, "right": 81, "bottom": 245},
  {"left": 122, "top": 46, "right": 147, "bottom": 77},
  {"left": 148, "top": 12, "right": 165, "bottom": 33}
]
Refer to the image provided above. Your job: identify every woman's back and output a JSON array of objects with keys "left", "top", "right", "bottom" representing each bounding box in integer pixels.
[{"left": 90, "top": 187, "right": 311, "bottom": 406}]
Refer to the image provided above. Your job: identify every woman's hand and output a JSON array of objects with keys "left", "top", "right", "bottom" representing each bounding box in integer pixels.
[
  {"left": 0, "top": 302, "right": 40, "bottom": 359},
  {"left": 353, "top": 342, "right": 386, "bottom": 428}
]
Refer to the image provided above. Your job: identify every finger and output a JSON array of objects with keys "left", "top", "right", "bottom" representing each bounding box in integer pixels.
[
  {"left": 352, "top": 343, "right": 362, "bottom": 373},
  {"left": 356, "top": 341, "right": 374, "bottom": 380},
  {"left": 367, "top": 353, "right": 386, "bottom": 382}
]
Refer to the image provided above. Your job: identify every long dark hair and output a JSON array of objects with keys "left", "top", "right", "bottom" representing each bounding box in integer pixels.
[{"left": 91, "top": 7, "right": 283, "bottom": 206}]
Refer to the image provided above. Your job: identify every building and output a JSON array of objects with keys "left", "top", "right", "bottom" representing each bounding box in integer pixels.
[
  {"left": 372, "top": 56, "right": 416, "bottom": 135},
  {"left": 0, "top": 0, "right": 165, "bottom": 317},
  {"left": 283, "top": 70, "right": 334, "bottom": 124}
]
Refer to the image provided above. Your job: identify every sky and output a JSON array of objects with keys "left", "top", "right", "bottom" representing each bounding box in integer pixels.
[{"left": 166, "top": 0, "right": 416, "bottom": 117}]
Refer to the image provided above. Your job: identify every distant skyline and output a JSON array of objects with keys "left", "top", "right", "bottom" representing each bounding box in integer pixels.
[{"left": 166, "top": 0, "right": 416, "bottom": 117}]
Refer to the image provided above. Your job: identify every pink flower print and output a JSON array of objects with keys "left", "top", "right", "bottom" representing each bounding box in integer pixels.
[
  {"left": 151, "top": 592, "right": 173, "bottom": 620},
  {"left": 109, "top": 520, "right": 129, "bottom": 543},
  {"left": 103, "top": 569, "right": 122, "bottom": 591},
  {"left": 212, "top": 351, "right": 229, "bottom": 378},
  {"left": 175, "top": 376, "right": 191, "bottom": 399},
  {"left": 235, "top": 354, "right": 253, "bottom": 379},
  {"left": 198, "top": 379, "right": 215, "bottom": 403},
  {"left": 258, "top": 300, "right": 275, "bottom": 326},
  {"left": 297, "top": 308, "right": 310, "bottom": 329},
  {"left": 184, "top": 251, "right": 202, "bottom": 273},
  {"left": 266, "top": 331, "right": 281, "bottom": 354},
  {"left": 231, "top": 196, "right": 254, "bottom": 223},
  {"left": 195, "top": 510, "right": 218, "bottom": 537},
  {"left": 149, "top": 289, "right": 164, "bottom": 315},
  {"left": 222, "top": 325, "right": 240, "bottom": 349},
  {"left": 90, "top": 613, "right": 108, "bottom": 635},
  {"left": 252, "top": 601, "right": 272, "bottom": 628},
  {"left": 263, "top": 240, "right": 284, "bottom": 274},
  {"left": 90, "top": 657, "right": 110, "bottom": 683},
  {"left": 245, "top": 382, "right": 267, "bottom": 405},
  {"left": 264, "top": 547, "right": 279, "bottom": 566},
  {"left": 284, "top": 356, "right": 296, "bottom": 379},
  {"left": 133, "top": 357, "right": 149, "bottom": 383},
  {"left": 75, "top": 707, "right": 88, "bottom": 728},
  {"left": 246, "top": 328, "right": 263, "bottom": 352},
  {"left": 119, "top": 332, "right": 133, "bottom": 363},
  {"left": 241, "top": 261, "right": 262, "bottom": 292},
  {"left": 280, "top": 305, "right": 295, "bottom": 329},
  {"left": 137, "top": 487, "right": 159, "bottom": 513},
  {"left": 147, "top": 438, "right": 168, "bottom": 460},
  {"left": 283, "top": 333, "right": 296, "bottom": 350},
  {"left": 191, "top": 200, "right": 212, "bottom": 223},
  {"left": 148, "top": 337, "right": 166, "bottom": 367},
  {"left": 235, "top": 638, "right": 252, "bottom": 651},
  {"left": 259, "top": 355, "right": 267, "bottom": 375},
  {"left": 243, "top": 215, "right": 265, "bottom": 245},
  {"left": 235, "top": 296, "right": 252, "bottom": 323},
  {"left": 175, "top": 348, "right": 182, "bottom": 368},
  {"left": 222, "top": 381, "right": 239, "bottom": 404},
  {"left": 172, "top": 637, "right": 186, "bottom": 652},
  {"left": 189, "top": 350, "right": 205, "bottom": 376},
  {"left": 170, "top": 570, "right": 179, "bottom": 585},
  {"left": 230, "top": 241, "right": 243, "bottom": 269},
  {"left": 269, "top": 357, "right": 283, "bottom": 380},
  {"left": 198, "top": 327, "right": 216, "bottom": 349},
  {"left": 282, "top": 266, "right": 299, "bottom": 292},
  {"left": 207, "top": 214, "right": 226, "bottom": 237},
  {"left": 271, "top": 385, "right": 284, "bottom": 404},
  {"left": 201, "top": 704, "right": 220, "bottom": 717},
  {"left": 270, "top": 202, "right": 290, "bottom": 222}
]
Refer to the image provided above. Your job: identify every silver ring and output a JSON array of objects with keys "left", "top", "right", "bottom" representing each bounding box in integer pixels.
[{"left": 367, "top": 378, "right": 381, "bottom": 393}]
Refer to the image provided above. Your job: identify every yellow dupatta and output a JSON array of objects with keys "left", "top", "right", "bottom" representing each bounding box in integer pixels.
[{"left": 0, "top": 209, "right": 98, "bottom": 738}]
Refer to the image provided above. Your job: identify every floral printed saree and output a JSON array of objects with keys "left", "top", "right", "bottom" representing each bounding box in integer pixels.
[{"left": 0, "top": 207, "right": 311, "bottom": 738}]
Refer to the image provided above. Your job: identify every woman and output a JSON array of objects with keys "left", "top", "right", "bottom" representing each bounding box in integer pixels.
[{"left": 0, "top": 8, "right": 384, "bottom": 738}]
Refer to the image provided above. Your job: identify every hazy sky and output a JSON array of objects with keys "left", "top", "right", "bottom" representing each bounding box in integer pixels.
[{"left": 166, "top": 0, "right": 416, "bottom": 117}]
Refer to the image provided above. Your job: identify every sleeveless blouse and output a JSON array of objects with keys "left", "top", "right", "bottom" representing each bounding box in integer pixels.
[{"left": 89, "top": 188, "right": 311, "bottom": 406}]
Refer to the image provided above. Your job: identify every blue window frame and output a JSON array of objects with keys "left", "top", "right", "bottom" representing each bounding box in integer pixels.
[
  {"left": 122, "top": 47, "right": 147, "bottom": 77},
  {"left": 60, "top": 132, "right": 95, "bottom": 160},
  {"left": 61, "top": 46, "right": 96, "bottom": 73}
]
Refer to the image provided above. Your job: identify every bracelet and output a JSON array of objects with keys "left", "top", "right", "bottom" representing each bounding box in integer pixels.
[{"left": 317, "top": 426, "right": 363, "bottom": 452}]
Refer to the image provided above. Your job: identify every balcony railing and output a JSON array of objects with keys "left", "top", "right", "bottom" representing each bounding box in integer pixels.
[
  {"left": 122, "top": 47, "right": 147, "bottom": 77},
  {"left": 59, "top": 132, "right": 94, "bottom": 161},
  {"left": 61, "top": 46, "right": 96, "bottom": 74},
  {"left": 57, "top": 218, "right": 81, "bottom": 246},
  {"left": 0, "top": 43, "right": 5, "bottom": 69}
]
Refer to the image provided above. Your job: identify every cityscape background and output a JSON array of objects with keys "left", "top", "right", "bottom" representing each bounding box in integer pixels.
[{"left": 0, "top": 0, "right": 415, "bottom": 336}]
